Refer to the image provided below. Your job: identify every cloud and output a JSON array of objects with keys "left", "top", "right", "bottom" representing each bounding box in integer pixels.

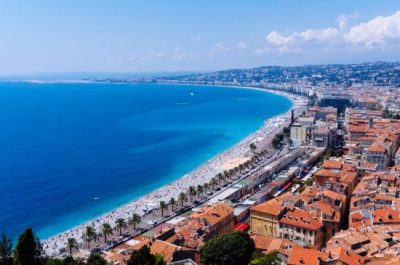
[
  {"left": 344, "top": 11, "right": 400, "bottom": 48},
  {"left": 267, "top": 28, "right": 340, "bottom": 46},
  {"left": 265, "top": 11, "right": 400, "bottom": 52},
  {"left": 337, "top": 12, "right": 359, "bottom": 29},
  {"left": 209, "top": 40, "right": 248, "bottom": 55},
  {"left": 125, "top": 51, "right": 164, "bottom": 62},
  {"left": 172, "top": 46, "right": 196, "bottom": 60},
  {"left": 191, "top": 36, "right": 203, "bottom": 42}
]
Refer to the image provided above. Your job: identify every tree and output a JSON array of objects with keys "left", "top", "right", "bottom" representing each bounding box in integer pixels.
[
  {"left": 101, "top": 223, "right": 113, "bottom": 243},
  {"left": 223, "top": 170, "right": 230, "bottom": 180},
  {"left": 83, "top": 226, "right": 96, "bottom": 248},
  {"left": 203, "top": 183, "right": 209, "bottom": 193},
  {"left": 250, "top": 143, "right": 257, "bottom": 151},
  {"left": 86, "top": 254, "right": 106, "bottom": 265},
  {"left": 14, "top": 228, "right": 43, "bottom": 265},
  {"left": 211, "top": 177, "right": 218, "bottom": 189},
  {"left": 44, "top": 259, "right": 64, "bottom": 265},
  {"left": 129, "top": 213, "right": 141, "bottom": 230},
  {"left": 127, "top": 245, "right": 166, "bottom": 265},
  {"left": 159, "top": 201, "right": 167, "bottom": 217},
  {"left": 218, "top": 173, "right": 225, "bottom": 184},
  {"left": 200, "top": 232, "right": 255, "bottom": 265},
  {"left": 209, "top": 179, "right": 215, "bottom": 190},
  {"left": 239, "top": 164, "right": 245, "bottom": 173},
  {"left": 0, "top": 233, "right": 12, "bottom": 263},
  {"left": 66, "top": 238, "right": 78, "bottom": 256},
  {"left": 196, "top": 184, "right": 204, "bottom": 197},
  {"left": 178, "top": 192, "right": 187, "bottom": 208},
  {"left": 251, "top": 251, "right": 281, "bottom": 265},
  {"left": 188, "top": 186, "right": 196, "bottom": 201},
  {"left": 62, "top": 256, "right": 83, "bottom": 265},
  {"left": 169, "top": 197, "right": 176, "bottom": 212},
  {"left": 115, "top": 218, "right": 127, "bottom": 236}
]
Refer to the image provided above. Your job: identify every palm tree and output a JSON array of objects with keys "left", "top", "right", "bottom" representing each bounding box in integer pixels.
[
  {"left": 101, "top": 223, "right": 113, "bottom": 243},
  {"left": 115, "top": 218, "right": 127, "bottom": 236},
  {"left": 197, "top": 184, "right": 204, "bottom": 197},
  {"left": 239, "top": 164, "right": 244, "bottom": 173},
  {"left": 188, "top": 186, "right": 196, "bottom": 201},
  {"left": 160, "top": 200, "right": 168, "bottom": 216},
  {"left": 169, "top": 197, "right": 176, "bottom": 211},
  {"left": 0, "top": 233, "right": 12, "bottom": 261},
  {"left": 203, "top": 183, "right": 209, "bottom": 193},
  {"left": 83, "top": 226, "right": 96, "bottom": 248},
  {"left": 178, "top": 192, "right": 187, "bottom": 207},
  {"left": 210, "top": 178, "right": 218, "bottom": 190},
  {"left": 223, "top": 170, "right": 230, "bottom": 180},
  {"left": 66, "top": 237, "right": 78, "bottom": 256},
  {"left": 129, "top": 213, "right": 141, "bottom": 230},
  {"left": 218, "top": 173, "right": 225, "bottom": 184}
]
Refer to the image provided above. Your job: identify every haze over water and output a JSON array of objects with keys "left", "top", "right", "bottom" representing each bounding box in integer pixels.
[{"left": 0, "top": 82, "right": 291, "bottom": 239}]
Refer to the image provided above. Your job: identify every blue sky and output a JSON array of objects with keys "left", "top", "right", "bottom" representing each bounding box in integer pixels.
[{"left": 1, "top": 1, "right": 400, "bottom": 75}]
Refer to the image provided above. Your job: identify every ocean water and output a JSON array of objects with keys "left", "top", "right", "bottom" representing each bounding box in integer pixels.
[{"left": 0, "top": 82, "right": 291, "bottom": 240}]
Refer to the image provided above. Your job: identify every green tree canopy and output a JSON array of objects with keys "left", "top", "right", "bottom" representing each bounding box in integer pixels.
[
  {"left": 86, "top": 254, "right": 106, "bottom": 265},
  {"left": 14, "top": 228, "right": 43, "bottom": 265},
  {"left": 251, "top": 251, "right": 281, "bottom": 265},
  {"left": 127, "top": 245, "right": 166, "bottom": 265},
  {"left": 200, "top": 232, "right": 255, "bottom": 265},
  {"left": 0, "top": 233, "right": 12, "bottom": 263}
]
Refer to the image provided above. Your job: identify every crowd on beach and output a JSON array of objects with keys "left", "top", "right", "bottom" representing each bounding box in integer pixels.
[{"left": 42, "top": 89, "right": 307, "bottom": 257}]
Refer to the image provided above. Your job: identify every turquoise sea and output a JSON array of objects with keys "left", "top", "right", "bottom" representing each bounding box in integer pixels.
[{"left": 0, "top": 82, "right": 291, "bottom": 240}]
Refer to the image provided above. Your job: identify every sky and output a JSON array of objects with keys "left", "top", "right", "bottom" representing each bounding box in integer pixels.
[{"left": 1, "top": 0, "right": 400, "bottom": 75}]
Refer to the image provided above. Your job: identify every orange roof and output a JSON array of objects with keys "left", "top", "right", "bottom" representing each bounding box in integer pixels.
[
  {"left": 322, "top": 160, "right": 343, "bottom": 170},
  {"left": 373, "top": 208, "right": 400, "bottom": 224},
  {"left": 340, "top": 171, "right": 357, "bottom": 184},
  {"left": 315, "top": 169, "right": 340, "bottom": 178},
  {"left": 320, "top": 189, "right": 346, "bottom": 203},
  {"left": 190, "top": 203, "right": 233, "bottom": 225},
  {"left": 368, "top": 143, "right": 387, "bottom": 153},
  {"left": 309, "top": 201, "right": 339, "bottom": 222},
  {"left": 250, "top": 201, "right": 285, "bottom": 216},
  {"left": 287, "top": 247, "right": 328, "bottom": 265},
  {"left": 348, "top": 126, "right": 370, "bottom": 133},
  {"left": 360, "top": 161, "right": 378, "bottom": 170},
  {"left": 279, "top": 208, "right": 323, "bottom": 231},
  {"left": 250, "top": 234, "right": 286, "bottom": 253},
  {"left": 326, "top": 246, "right": 365, "bottom": 265},
  {"left": 132, "top": 239, "right": 180, "bottom": 262}
]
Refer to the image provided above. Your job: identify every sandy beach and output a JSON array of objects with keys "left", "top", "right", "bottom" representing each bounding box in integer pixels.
[{"left": 41, "top": 87, "right": 308, "bottom": 256}]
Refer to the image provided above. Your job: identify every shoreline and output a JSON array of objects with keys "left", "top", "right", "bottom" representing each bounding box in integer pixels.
[{"left": 41, "top": 85, "right": 308, "bottom": 256}]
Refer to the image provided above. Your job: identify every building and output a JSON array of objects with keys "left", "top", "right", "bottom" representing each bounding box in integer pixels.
[
  {"left": 278, "top": 207, "right": 324, "bottom": 248},
  {"left": 189, "top": 203, "right": 234, "bottom": 236},
  {"left": 250, "top": 201, "right": 287, "bottom": 237},
  {"left": 290, "top": 123, "right": 308, "bottom": 144},
  {"left": 366, "top": 145, "right": 390, "bottom": 171},
  {"left": 312, "top": 125, "right": 337, "bottom": 148}
]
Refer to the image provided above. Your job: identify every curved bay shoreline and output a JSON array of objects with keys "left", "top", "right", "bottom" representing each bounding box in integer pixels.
[{"left": 41, "top": 85, "right": 308, "bottom": 256}]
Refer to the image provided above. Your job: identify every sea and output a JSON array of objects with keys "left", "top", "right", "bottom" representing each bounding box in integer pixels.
[{"left": 0, "top": 82, "right": 291, "bottom": 240}]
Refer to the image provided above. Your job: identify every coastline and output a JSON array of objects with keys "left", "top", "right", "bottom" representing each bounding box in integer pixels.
[{"left": 41, "top": 85, "right": 308, "bottom": 256}]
